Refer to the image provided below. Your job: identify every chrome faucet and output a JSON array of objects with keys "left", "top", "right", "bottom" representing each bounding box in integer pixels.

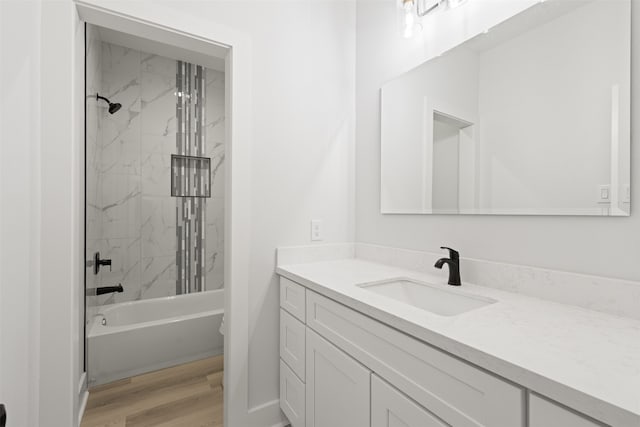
[{"left": 434, "top": 246, "right": 461, "bottom": 286}]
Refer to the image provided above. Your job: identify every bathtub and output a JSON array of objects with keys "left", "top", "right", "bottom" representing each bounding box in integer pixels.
[{"left": 88, "top": 289, "right": 224, "bottom": 386}]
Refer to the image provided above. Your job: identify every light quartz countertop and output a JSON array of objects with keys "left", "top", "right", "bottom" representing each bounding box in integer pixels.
[{"left": 277, "top": 259, "right": 640, "bottom": 427}]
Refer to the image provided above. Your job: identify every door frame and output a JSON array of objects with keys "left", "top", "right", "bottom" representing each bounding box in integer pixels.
[{"left": 42, "top": 1, "right": 254, "bottom": 425}]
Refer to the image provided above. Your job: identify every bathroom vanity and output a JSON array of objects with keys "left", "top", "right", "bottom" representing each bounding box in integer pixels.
[{"left": 276, "top": 250, "right": 640, "bottom": 427}]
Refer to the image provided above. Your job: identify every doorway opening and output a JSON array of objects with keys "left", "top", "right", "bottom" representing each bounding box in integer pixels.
[{"left": 81, "top": 22, "right": 227, "bottom": 427}]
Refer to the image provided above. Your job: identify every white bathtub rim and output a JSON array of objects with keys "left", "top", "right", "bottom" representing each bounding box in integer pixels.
[
  {"left": 89, "top": 308, "right": 224, "bottom": 337},
  {"left": 95, "top": 288, "right": 223, "bottom": 315}
]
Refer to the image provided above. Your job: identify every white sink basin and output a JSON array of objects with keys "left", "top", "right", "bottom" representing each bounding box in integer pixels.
[{"left": 357, "top": 278, "right": 496, "bottom": 316}]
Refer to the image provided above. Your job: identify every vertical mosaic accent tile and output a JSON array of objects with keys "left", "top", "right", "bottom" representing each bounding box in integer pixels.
[{"left": 175, "top": 61, "right": 207, "bottom": 295}]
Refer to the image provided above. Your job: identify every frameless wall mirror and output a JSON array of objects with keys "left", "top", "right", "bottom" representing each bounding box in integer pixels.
[{"left": 381, "top": 0, "right": 631, "bottom": 216}]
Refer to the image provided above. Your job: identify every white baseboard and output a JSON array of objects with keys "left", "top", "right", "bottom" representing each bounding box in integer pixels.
[
  {"left": 247, "top": 398, "right": 287, "bottom": 427},
  {"left": 77, "top": 390, "right": 89, "bottom": 426}
]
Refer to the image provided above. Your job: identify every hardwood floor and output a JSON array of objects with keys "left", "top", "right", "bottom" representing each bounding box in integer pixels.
[{"left": 81, "top": 356, "right": 223, "bottom": 427}]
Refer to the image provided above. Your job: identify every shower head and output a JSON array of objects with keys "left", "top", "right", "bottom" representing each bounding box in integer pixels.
[
  {"left": 96, "top": 93, "right": 122, "bottom": 115},
  {"left": 108, "top": 102, "right": 122, "bottom": 114}
]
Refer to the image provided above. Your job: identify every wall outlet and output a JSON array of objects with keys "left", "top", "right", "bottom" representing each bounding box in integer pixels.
[{"left": 310, "top": 219, "right": 323, "bottom": 241}]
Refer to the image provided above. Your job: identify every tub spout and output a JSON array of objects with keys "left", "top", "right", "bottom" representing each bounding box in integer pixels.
[{"left": 96, "top": 284, "right": 123, "bottom": 295}]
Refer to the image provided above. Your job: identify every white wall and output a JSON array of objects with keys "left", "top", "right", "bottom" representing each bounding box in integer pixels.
[
  {"left": 155, "top": 1, "right": 357, "bottom": 410},
  {"left": 0, "top": 2, "right": 42, "bottom": 425},
  {"left": 356, "top": 0, "right": 640, "bottom": 281}
]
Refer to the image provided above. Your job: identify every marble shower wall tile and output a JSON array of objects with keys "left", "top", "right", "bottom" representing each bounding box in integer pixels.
[
  {"left": 140, "top": 67, "right": 176, "bottom": 137},
  {"left": 141, "top": 196, "right": 176, "bottom": 258},
  {"left": 141, "top": 53, "right": 175, "bottom": 78},
  {"left": 206, "top": 198, "right": 225, "bottom": 290},
  {"left": 100, "top": 173, "right": 141, "bottom": 240},
  {"left": 86, "top": 25, "right": 103, "bottom": 319},
  {"left": 86, "top": 26, "right": 103, "bottom": 244},
  {"left": 203, "top": 69, "right": 226, "bottom": 292},
  {"left": 101, "top": 44, "right": 141, "bottom": 113},
  {"left": 101, "top": 122, "right": 141, "bottom": 175},
  {"left": 206, "top": 70, "right": 226, "bottom": 199},
  {"left": 141, "top": 256, "right": 176, "bottom": 299},
  {"left": 140, "top": 152, "right": 171, "bottom": 197},
  {"left": 90, "top": 42, "right": 226, "bottom": 307}
]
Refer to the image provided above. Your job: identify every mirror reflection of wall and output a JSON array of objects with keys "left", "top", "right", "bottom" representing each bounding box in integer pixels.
[{"left": 380, "top": 0, "right": 631, "bottom": 216}]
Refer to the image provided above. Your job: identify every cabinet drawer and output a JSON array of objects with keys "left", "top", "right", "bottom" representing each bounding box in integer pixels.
[
  {"left": 280, "top": 309, "right": 306, "bottom": 381},
  {"left": 372, "top": 374, "right": 448, "bottom": 427},
  {"left": 306, "top": 290, "right": 525, "bottom": 427},
  {"left": 280, "top": 277, "right": 306, "bottom": 321},
  {"left": 529, "top": 394, "right": 604, "bottom": 427},
  {"left": 281, "top": 359, "right": 306, "bottom": 427}
]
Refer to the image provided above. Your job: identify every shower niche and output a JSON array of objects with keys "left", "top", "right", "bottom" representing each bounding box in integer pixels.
[{"left": 171, "top": 155, "right": 211, "bottom": 198}]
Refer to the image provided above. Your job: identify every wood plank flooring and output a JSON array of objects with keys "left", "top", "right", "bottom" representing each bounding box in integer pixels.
[{"left": 81, "top": 356, "right": 223, "bottom": 427}]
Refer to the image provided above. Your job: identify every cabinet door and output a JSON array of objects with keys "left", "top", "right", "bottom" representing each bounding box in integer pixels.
[
  {"left": 306, "top": 328, "right": 370, "bottom": 427},
  {"left": 529, "top": 394, "right": 604, "bottom": 427},
  {"left": 372, "top": 375, "right": 449, "bottom": 427}
]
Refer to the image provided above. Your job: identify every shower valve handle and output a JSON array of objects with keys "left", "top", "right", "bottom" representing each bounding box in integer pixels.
[{"left": 93, "top": 252, "right": 112, "bottom": 275}]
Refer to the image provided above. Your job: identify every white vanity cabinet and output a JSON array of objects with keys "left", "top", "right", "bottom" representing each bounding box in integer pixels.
[
  {"left": 279, "top": 279, "right": 307, "bottom": 427},
  {"left": 371, "top": 375, "right": 448, "bottom": 427},
  {"left": 278, "top": 276, "right": 607, "bottom": 427},
  {"left": 306, "top": 328, "right": 371, "bottom": 427},
  {"left": 529, "top": 394, "right": 604, "bottom": 427}
]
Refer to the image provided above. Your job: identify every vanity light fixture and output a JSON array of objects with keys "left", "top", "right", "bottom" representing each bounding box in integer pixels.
[
  {"left": 401, "top": 0, "right": 469, "bottom": 38},
  {"left": 401, "top": 0, "right": 422, "bottom": 39}
]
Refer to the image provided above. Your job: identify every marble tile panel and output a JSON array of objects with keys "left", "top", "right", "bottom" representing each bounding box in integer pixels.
[
  {"left": 140, "top": 71, "right": 176, "bottom": 137},
  {"left": 100, "top": 173, "right": 141, "bottom": 240},
  {"left": 141, "top": 133, "right": 175, "bottom": 155},
  {"left": 206, "top": 250, "right": 224, "bottom": 291},
  {"left": 101, "top": 108, "right": 141, "bottom": 152},
  {"left": 141, "top": 256, "right": 177, "bottom": 300},
  {"left": 209, "top": 153, "right": 225, "bottom": 199},
  {"left": 205, "top": 70, "right": 225, "bottom": 142},
  {"left": 141, "top": 53, "right": 176, "bottom": 78},
  {"left": 205, "top": 198, "right": 224, "bottom": 247},
  {"left": 141, "top": 196, "right": 176, "bottom": 258},
  {"left": 100, "top": 126, "right": 141, "bottom": 176},
  {"left": 101, "top": 43, "right": 138, "bottom": 73},
  {"left": 205, "top": 197, "right": 224, "bottom": 290},
  {"left": 140, "top": 152, "right": 171, "bottom": 197}
]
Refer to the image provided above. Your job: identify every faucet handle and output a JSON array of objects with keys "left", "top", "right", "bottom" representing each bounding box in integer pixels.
[{"left": 440, "top": 246, "right": 459, "bottom": 261}]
